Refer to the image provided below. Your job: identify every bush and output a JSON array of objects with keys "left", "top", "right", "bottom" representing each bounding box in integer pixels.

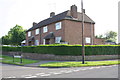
[
  {"left": 2, "top": 45, "right": 119, "bottom": 56},
  {"left": 2, "top": 46, "right": 21, "bottom": 52}
]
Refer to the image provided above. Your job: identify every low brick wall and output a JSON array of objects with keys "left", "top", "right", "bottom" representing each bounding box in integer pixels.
[{"left": 2, "top": 51, "right": 118, "bottom": 61}]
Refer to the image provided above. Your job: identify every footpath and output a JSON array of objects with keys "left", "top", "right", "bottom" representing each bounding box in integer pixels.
[{"left": 24, "top": 59, "right": 118, "bottom": 67}]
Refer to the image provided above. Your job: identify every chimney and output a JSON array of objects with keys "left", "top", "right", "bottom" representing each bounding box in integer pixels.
[
  {"left": 50, "top": 12, "right": 55, "bottom": 17},
  {"left": 70, "top": 5, "right": 78, "bottom": 18},
  {"left": 33, "top": 22, "right": 37, "bottom": 26}
]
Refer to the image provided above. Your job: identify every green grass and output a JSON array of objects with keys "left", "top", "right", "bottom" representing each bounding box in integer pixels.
[
  {"left": 0, "top": 55, "right": 39, "bottom": 65},
  {"left": 40, "top": 61, "right": 120, "bottom": 67}
]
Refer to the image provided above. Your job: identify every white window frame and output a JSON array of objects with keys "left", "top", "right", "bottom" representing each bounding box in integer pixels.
[
  {"left": 85, "top": 37, "right": 91, "bottom": 43},
  {"left": 55, "top": 37, "right": 62, "bottom": 43},
  {"left": 55, "top": 22, "right": 62, "bottom": 30},
  {"left": 35, "top": 40, "right": 39, "bottom": 46},
  {"left": 43, "top": 39, "right": 45, "bottom": 45},
  {"left": 28, "top": 31, "right": 31, "bottom": 37},
  {"left": 43, "top": 26, "right": 48, "bottom": 33},
  {"left": 35, "top": 28, "right": 39, "bottom": 35}
]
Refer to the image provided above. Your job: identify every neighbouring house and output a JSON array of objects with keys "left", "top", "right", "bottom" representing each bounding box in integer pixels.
[
  {"left": 94, "top": 38, "right": 105, "bottom": 45},
  {"left": 26, "top": 5, "right": 102, "bottom": 46}
]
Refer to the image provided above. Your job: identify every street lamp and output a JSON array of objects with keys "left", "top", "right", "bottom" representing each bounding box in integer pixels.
[{"left": 81, "top": 0, "right": 85, "bottom": 64}]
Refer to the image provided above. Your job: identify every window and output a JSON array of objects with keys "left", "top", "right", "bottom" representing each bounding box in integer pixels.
[
  {"left": 35, "top": 40, "right": 39, "bottom": 45},
  {"left": 43, "top": 26, "right": 48, "bottom": 33},
  {"left": 28, "top": 31, "right": 31, "bottom": 37},
  {"left": 55, "top": 22, "right": 61, "bottom": 30},
  {"left": 85, "top": 37, "right": 91, "bottom": 43},
  {"left": 55, "top": 37, "right": 62, "bottom": 43},
  {"left": 35, "top": 28, "right": 39, "bottom": 35}
]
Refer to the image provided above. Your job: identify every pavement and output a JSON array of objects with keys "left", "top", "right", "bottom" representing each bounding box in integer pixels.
[{"left": 24, "top": 59, "right": 118, "bottom": 67}]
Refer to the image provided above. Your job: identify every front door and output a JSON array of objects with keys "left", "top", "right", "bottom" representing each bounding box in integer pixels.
[{"left": 45, "top": 39, "right": 50, "bottom": 44}]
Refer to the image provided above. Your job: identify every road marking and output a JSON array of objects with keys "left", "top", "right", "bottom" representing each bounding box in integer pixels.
[
  {"left": 35, "top": 73, "right": 45, "bottom": 75},
  {"left": 73, "top": 69, "right": 80, "bottom": 72},
  {"left": 40, "top": 74, "right": 51, "bottom": 76},
  {"left": 21, "top": 75, "right": 32, "bottom": 77},
  {"left": 93, "top": 66, "right": 101, "bottom": 69},
  {"left": 64, "top": 70, "right": 73, "bottom": 73},
  {"left": 6, "top": 76, "right": 16, "bottom": 78},
  {"left": 52, "top": 72, "right": 62, "bottom": 74},
  {"left": 25, "top": 76, "right": 37, "bottom": 78},
  {"left": 88, "top": 67, "right": 95, "bottom": 69}
]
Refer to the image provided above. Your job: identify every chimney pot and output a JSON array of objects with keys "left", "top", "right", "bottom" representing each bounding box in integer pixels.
[
  {"left": 50, "top": 12, "right": 55, "bottom": 17},
  {"left": 33, "top": 22, "right": 37, "bottom": 26}
]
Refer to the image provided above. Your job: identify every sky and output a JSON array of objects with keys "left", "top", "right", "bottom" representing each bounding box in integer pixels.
[{"left": 0, "top": 0, "right": 119, "bottom": 42}]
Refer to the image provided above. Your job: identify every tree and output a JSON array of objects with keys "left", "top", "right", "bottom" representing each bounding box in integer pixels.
[
  {"left": 105, "top": 31, "right": 117, "bottom": 42},
  {"left": 1, "top": 35, "right": 11, "bottom": 45},
  {"left": 9, "top": 25, "right": 26, "bottom": 45},
  {"left": 1, "top": 25, "right": 26, "bottom": 45},
  {"left": 95, "top": 34, "right": 104, "bottom": 38},
  {"left": 96, "top": 31, "right": 117, "bottom": 42}
]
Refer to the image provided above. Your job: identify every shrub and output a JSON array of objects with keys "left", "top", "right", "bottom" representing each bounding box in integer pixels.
[
  {"left": 2, "top": 46, "right": 21, "bottom": 52},
  {"left": 2, "top": 45, "right": 119, "bottom": 55}
]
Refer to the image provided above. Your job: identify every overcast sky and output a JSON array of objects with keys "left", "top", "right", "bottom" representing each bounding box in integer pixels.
[{"left": 0, "top": 0, "right": 119, "bottom": 41}]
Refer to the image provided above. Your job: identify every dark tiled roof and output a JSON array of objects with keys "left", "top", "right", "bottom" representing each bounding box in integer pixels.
[{"left": 27, "top": 10, "right": 95, "bottom": 32}]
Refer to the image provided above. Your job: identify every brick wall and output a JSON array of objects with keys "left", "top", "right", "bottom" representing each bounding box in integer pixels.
[
  {"left": 2, "top": 52, "right": 118, "bottom": 61},
  {"left": 64, "top": 20, "right": 95, "bottom": 45},
  {"left": 94, "top": 38, "right": 105, "bottom": 45}
]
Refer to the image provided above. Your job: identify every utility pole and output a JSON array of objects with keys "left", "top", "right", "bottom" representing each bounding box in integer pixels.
[{"left": 81, "top": 0, "right": 85, "bottom": 64}]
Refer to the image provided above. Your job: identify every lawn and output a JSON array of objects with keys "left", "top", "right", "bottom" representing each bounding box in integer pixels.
[
  {"left": 40, "top": 60, "right": 120, "bottom": 67},
  {"left": 0, "top": 55, "right": 39, "bottom": 65}
]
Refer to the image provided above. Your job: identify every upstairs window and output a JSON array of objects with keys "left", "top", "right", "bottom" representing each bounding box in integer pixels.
[
  {"left": 55, "top": 22, "right": 61, "bottom": 30},
  {"left": 43, "top": 26, "right": 48, "bottom": 33},
  {"left": 28, "top": 31, "right": 31, "bottom": 37},
  {"left": 55, "top": 37, "right": 62, "bottom": 43},
  {"left": 35, "top": 28, "right": 39, "bottom": 35}
]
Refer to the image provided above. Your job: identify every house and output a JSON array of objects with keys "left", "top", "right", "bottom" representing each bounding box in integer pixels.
[
  {"left": 94, "top": 38, "right": 105, "bottom": 45},
  {"left": 26, "top": 5, "right": 96, "bottom": 46}
]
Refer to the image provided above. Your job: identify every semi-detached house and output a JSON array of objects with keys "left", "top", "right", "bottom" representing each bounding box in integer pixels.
[{"left": 26, "top": 5, "right": 97, "bottom": 46}]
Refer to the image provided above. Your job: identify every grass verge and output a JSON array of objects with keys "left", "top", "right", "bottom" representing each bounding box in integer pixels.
[
  {"left": 0, "top": 55, "right": 39, "bottom": 66},
  {"left": 40, "top": 61, "right": 120, "bottom": 67}
]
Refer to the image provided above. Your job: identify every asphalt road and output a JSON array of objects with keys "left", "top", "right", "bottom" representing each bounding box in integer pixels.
[{"left": 1, "top": 63, "right": 118, "bottom": 78}]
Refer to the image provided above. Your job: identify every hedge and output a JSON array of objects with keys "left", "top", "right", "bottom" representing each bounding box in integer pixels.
[
  {"left": 2, "top": 44, "right": 119, "bottom": 55},
  {"left": 2, "top": 46, "right": 21, "bottom": 52}
]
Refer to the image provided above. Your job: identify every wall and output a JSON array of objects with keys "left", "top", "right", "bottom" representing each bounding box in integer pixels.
[
  {"left": 3, "top": 52, "right": 118, "bottom": 61},
  {"left": 40, "top": 20, "right": 65, "bottom": 44},
  {"left": 94, "top": 38, "right": 105, "bottom": 45},
  {"left": 64, "top": 20, "right": 95, "bottom": 45}
]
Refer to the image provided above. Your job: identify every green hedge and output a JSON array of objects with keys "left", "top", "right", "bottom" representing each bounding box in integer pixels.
[
  {"left": 2, "top": 45, "right": 119, "bottom": 55},
  {"left": 2, "top": 46, "right": 21, "bottom": 52}
]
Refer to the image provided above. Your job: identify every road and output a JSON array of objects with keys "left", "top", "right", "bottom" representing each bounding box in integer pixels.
[{"left": 1, "top": 63, "right": 118, "bottom": 78}]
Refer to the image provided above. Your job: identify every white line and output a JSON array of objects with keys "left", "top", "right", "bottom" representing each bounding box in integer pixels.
[
  {"left": 100, "top": 66, "right": 106, "bottom": 68},
  {"left": 52, "top": 72, "right": 62, "bottom": 74},
  {"left": 35, "top": 73, "right": 45, "bottom": 75},
  {"left": 73, "top": 69, "right": 80, "bottom": 72},
  {"left": 80, "top": 68, "right": 87, "bottom": 70},
  {"left": 21, "top": 75, "right": 32, "bottom": 77},
  {"left": 88, "top": 67, "right": 95, "bottom": 69},
  {"left": 40, "top": 74, "right": 51, "bottom": 77},
  {"left": 6, "top": 76, "right": 16, "bottom": 78},
  {"left": 24, "top": 76, "right": 37, "bottom": 78},
  {"left": 93, "top": 66, "right": 101, "bottom": 69},
  {"left": 64, "top": 70, "right": 73, "bottom": 73}
]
